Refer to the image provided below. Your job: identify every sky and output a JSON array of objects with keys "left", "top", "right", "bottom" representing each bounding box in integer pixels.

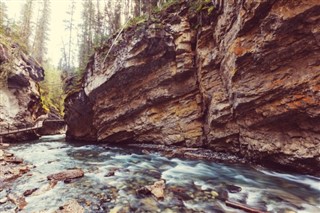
[{"left": 5, "top": 0, "right": 83, "bottom": 66}]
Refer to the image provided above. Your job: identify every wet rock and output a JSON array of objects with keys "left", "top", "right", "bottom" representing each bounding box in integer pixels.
[
  {"left": 217, "top": 190, "right": 228, "bottom": 201},
  {"left": 55, "top": 199, "right": 84, "bottom": 213},
  {"left": 226, "top": 184, "right": 242, "bottom": 193},
  {"left": 0, "top": 197, "right": 7, "bottom": 204},
  {"left": 170, "top": 186, "right": 192, "bottom": 201},
  {"left": 0, "top": 143, "right": 10, "bottom": 148},
  {"left": 104, "top": 168, "right": 119, "bottom": 177},
  {"left": 211, "top": 191, "right": 219, "bottom": 198},
  {"left": 47, "top": 169, "right": 84, "bottom": 181},
  {"left": 109, "top": 205, "right": 130, "bottom": 213},
  {"left": 4, "top": 156, "right": 23, "bottom": 164},
  {"left": 145, "top": 179, "right": 166, "bottom": 199},
  {"left": 4, "top": 153, "right": 13, "bottom": 157},
  {"left": 23, "top": 188, "right": 38, "bottom": 197},
  {"left": 139, "top": 197, "right": 159, "bottom": 212},
  {"left": 136, "top": 187, "right": 151, "bottom": 197},
  {"left": 32, "top": 180, "right": 58, "bottom": 196},
  {"left": 7, "top": 193, "right": 27, "bottom": 210}
]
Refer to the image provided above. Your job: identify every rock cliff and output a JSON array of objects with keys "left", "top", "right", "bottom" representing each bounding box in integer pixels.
[
  {"left": 65, "top": 0, "right": 320, "bottom": 175},
  {"left": 0, "top": 35, "right": 46, "bottom": 142}
]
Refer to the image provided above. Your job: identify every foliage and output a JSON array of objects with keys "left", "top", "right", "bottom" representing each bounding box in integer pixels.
[
  {"left": 125, "top": 15, "right": 147, "bottom": 29},
  {"left": 153, "top": 0, "right": 180, "bottom": 13},
  {"left": 39, "top": 63, "right": 65, "bottom": 116},
  {"left": 32, "top": 0, "right": 50, "bottom": 64},
  {"left": 190, "top": 0, "right": 214, "bottom": 14},
  {"left": 19, "top": 0, "right": 34, "bottom": 48}
]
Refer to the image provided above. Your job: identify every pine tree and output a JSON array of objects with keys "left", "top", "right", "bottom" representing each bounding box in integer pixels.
[
  {"left": 78, "top": 0, "right": 95, "bottom": 70},
  {"left": 32, "top": 0, "right": 50, "bottom": 64},
  {"left": 63, "top": 0, "right": 76, "bottom": 70},
  {"left": 0, "top": 1, "right": 7, "bottom": 30},
  {"left": 19, "top": 0, "right": 33, "bottom": 48}
]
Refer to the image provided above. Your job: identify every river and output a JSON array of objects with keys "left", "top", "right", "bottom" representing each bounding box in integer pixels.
[{"left": 1, "top": 135, "right": 320, "bottom": 212}]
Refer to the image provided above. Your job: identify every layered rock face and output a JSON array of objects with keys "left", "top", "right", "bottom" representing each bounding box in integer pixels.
[
  {"left": 0, "top": 36, "right": 46, "bottom": 142},
  {"left": 65, "top": 0, "right": 320, "bottom": 174}
]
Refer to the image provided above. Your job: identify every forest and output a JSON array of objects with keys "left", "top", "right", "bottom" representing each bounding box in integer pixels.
[{"left": 0, "top": 0, "right": 176, "bottom": 116}]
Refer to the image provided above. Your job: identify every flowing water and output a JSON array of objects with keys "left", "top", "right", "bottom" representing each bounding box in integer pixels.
[{"left": 2, "top": 135, "right": 320, "bottom": 213}]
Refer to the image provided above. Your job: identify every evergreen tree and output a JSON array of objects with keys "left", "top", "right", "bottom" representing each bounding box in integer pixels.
[
  {"left": 63, "top": 0, "right": 76, "bottom": 70},
  {"left": 32, "top": 0, "right": 50, "bottom": 64},
  {"left": 0, "top": 0, "right": 7, "bottom": 30},
  {"left": 19, "top": 0, "right": 33, "bottom": 48},
  {"left": 78, "top": 0, "right": 95, "bottom": 70}
]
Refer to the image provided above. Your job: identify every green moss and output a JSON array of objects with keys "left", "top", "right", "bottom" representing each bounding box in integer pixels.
[
  {"left": 153, "top": 0, "right": 180, "bottom": 14},
  {"left": 190, "top": 0, "right": 214, "bottom": 13},
  {"left": 125, "top": 15, "right": 147, "bottom": 29}
]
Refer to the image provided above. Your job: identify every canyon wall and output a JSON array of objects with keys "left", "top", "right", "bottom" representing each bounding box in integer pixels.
[
  {"left": 0, "top": 35, "right": 46, "bottom": 142},
  {"left": 65, "top": 0, "right": 320, "bottom": 175}
]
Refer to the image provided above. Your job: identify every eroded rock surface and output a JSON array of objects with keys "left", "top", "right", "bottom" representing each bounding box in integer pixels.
[
  {"left": 65, "top": 0, "right": 320, "bottom": 175},
  {"left": 47, "top": 169, "right": 84, "bottom": 181},
  {"left": 0, "top": 34, "right": 46, "bottom": 142}
]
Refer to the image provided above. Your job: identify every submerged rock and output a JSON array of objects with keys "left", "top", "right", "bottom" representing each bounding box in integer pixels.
[
  {"left": 47, "top": 169, "right": 84, "bottom": 181},
  {"left": 7, "top": 193, "right": 27, "bottom": 210},
  {"left": 55, "top": 199, "right": 84, "bottom": 213},
  {"left": 226, "top": 184, "right": 242, "bottom": 193},
  {"left": 23, "top": 188, "right": 38, "bottom": 197}
]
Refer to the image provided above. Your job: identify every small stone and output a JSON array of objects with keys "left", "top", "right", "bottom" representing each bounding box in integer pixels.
[
  {"left": 0, "top": 150, "right": 4, "bottom": 157},
  {"left": 5, "top": 156, "right": 23, "bottom": 164},
  {"left": 145, "top": 179, "right": 166, "bottom": 199},
  {"left": 284, "top": 210, "right": 297, "bottom": 213},
  {"left": 23, "top": 188, "right": 38, "bottom": 197},
  {"left": 4, "top": 153, "right": 13, "bottom": 157},
  {"left": 0, "top": 197, "right": 7, "bottom": 204},
  {"left": 136, "top": 187, "right": 151, "bottom": 197},
  {"left": 226, "top": 184, "right": 242, "bottom": 193},
  {"left": 55, "top": 199, "right": 84, "bottom": 213},
  {"left": 64, "top": 178, "right": 72, "bottom": 184},
  {"left": 217, "top": 190, "right": 228, "bottom": 201},
  {"left": 211, "top": 191, "right": 219, "bottom": 198},
  {"left": 7, "top": 193, "right": 27, "bottom": 210},
  {"left": 85, "top": 200, "right": 91, "bottom": 206}
]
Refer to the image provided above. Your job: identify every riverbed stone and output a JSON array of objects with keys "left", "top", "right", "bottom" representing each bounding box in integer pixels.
[
  {"left": 7, "top": 193, "right": 27, "bottom": 210},
  {"left": 47, "top": 169, "right": 84, "bottom": 181},
  {"left": 4, "top": 156, "right": 23, "bottom": 164},
  {"left": 145, "top": 179, "right": 166, "bottom": 199},
  {"left": 0, "top": 197, "right": 7, "bottom": 204},
  {"left": 23, "top": 188, "right": 38, "bottom": 197},
  {"left": 226, "top": 184, "right": 242, "bottom": 193},
  {"left": 55, "top": 199, "right": 84, "bottom": 213}
]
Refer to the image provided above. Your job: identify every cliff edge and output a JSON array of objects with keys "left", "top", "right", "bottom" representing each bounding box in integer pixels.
[
  {"left": 65, "top": 0, "right": 320, "bottom": 175},
  {"left": 0, "top": 35, "right": 46, "bottom": 142}
]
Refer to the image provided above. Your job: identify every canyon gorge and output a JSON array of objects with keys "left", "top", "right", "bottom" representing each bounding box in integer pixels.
[{"left": 64, "top": 0, "right": 320, "bottom": 175}]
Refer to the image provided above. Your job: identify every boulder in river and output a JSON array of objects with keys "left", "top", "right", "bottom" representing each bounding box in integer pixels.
[
  {"left": 47, "top": 169, "right": 84, "bottom": 181},
  {"left": 145, "top": 179, "right": 166, "bottom": 199}
]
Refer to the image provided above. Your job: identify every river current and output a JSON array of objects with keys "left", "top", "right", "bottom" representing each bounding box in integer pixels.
[{"left": 2, "top": 135, "right": 320, "bottom": 212}]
